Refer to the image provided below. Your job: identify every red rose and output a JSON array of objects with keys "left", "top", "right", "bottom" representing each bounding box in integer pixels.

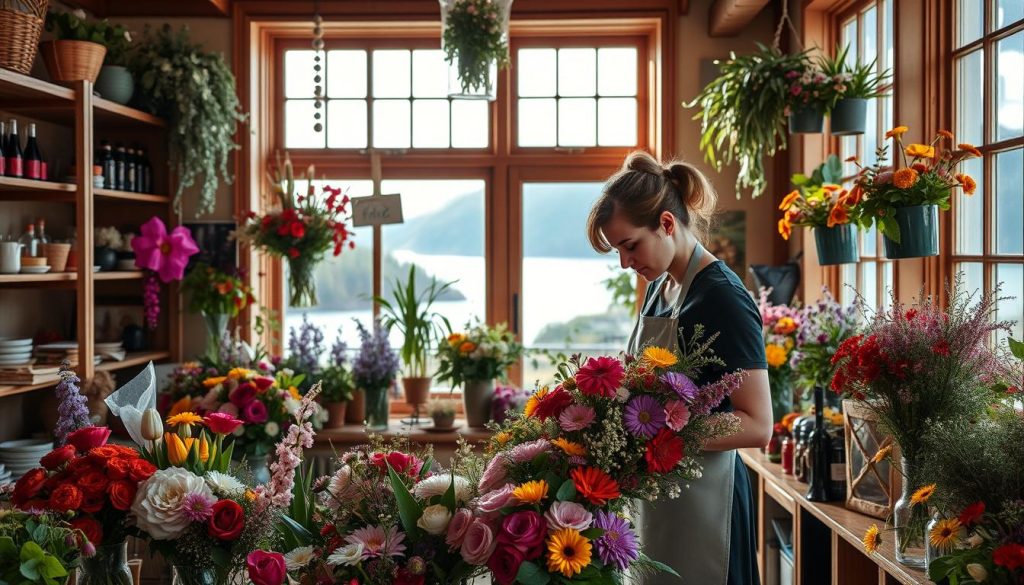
[
  {"left": 43, "top": 470, "right": 71, "bottom": 494},
  {"left": 66, "top": 426, "right": 111, "bottom": 452},
  {"left": 229, "top": 382, "right": 257, "bottom": 407},
  {"left": 203, "top": 412, "right": 244, "bottom": 435},
  {"left": 392, "top": 567, "right": 425, "bottom": 585},
  {"left": 645, "top": 427, "right": 684, "bottom": 474},
  {"left": 88, "top": 445, "right": 123, "bottom": 462},
  {"left": 369, "top": 451, "right": 423, "bottom": 476},
  {"left": 107, "top": 480, "right": 137, "bottom": 511},
  {"left": 77, "top": 470, "right": 110, "bottom": 498},
  {"left": 487, "top": 544, "right": 527, "bottom": 585},
  {"left": 252, "top": 376, "right": 275, "bottom": 391},
  {"left": 993, "top": 543, "right": 1024, "bottom": 570},
  {"left": 208, "top": 499, "right": 245, "bottom": 540},
  {"left": 128, "top": 459, "right": 157, "bottom": 482},
  {"left": 289, "top": 221, "right": 305, "bottom": 239},
  {"left": 106, "top": 457, "right": 132, "bottom": 480},
  {"left": 70, "top": 517, "right": 103, "bottom": 545},
  {"left": 247, "top": 551, "right": 286, "bottom": 585},
  {"left": 49, "top": 483, "right": 84, "bottom": 512},
  {"left": 41, "top": 445, "right": 77, "bottom": 470},
  {"left": 958, "top": 501, "right": 985, "bottom": 526},
  {"left": 80, "top": 492, "right": 105, "bottom": 513},
  {"left": 68, "top": 456, "right": 96, "bottom": 474},
  {"left": 12, "top": 468, "right": 47, "bottom": 507},
  {"left": 287, "top": 247, "right": 300, "bottom": 259}
]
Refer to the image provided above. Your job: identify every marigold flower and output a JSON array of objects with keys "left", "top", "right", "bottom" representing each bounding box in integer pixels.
[
  {"left": 863, "top": 524, "right": 882, "bottom": 553},
  {"left": 885, "top": 125, "right": 909, "bottom": 138},
  {"left": 642, "top": 346, "right": 677, "bottom": 369},
  {"left": 893, "top": 167, "right": 919, "bottom": 189},
  {"left": 956, "top": 173, "right": 977, "bottom": 195},
  {"left": 938, "top": 130, "right": 954, "bottom": 140},
  {"left": 958, "top": 143, "right": 982, "bottom": 157},
  {"left": 779, "top": 190, "right": 801, "bottom": 211},
  {"left": 827, "top": 203, "right": 850, "bottom": 227},
  {"left": 910, "top": 483, "right": 936, "bottom": 506},
  {"left": 905, "top": 144, "right": 935, "bottom": 159},
  {"left": 765, "top": 344, "right": 788, "bottom": 368}
]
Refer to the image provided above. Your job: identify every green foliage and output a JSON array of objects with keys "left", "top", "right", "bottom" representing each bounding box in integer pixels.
[
  {"left": 0, "top": 511, "right": 80, "bottom": 585},
  {"left": 441, "top": 0, "right": 511, "bottom": 95},
  {"left": 817, "top": 45, "right": 891, "bottom": 100},
  {"left": 373, "top": 265, "right": 455, "bottom": 378},
  {"left": 128, "top": 24, "right": 247, "bottom": 216},
  {"left": 45, "top": 11, "right": 132, "bottom": 66},
  {"left": 602, "top": 269, "right": 636, "bottom": 313},
  {"left": 319, "top": 364, "right": 354, "bottom": 403},
  {"left": 182, "top": 262, "right": 253, "bottom": 317}
]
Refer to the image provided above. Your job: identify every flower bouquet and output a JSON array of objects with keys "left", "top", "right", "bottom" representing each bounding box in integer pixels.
[
  {"left": 789, "top": 287, "right": 858, "bottom": 408},
  {"left": 437, "top": 320, "right": 524, "bottom": 427},
  {"left": 351, "top": 319, "right": 402, "bottom": 431},
  {"left": 182, "top": 263, "right": 256, "bottom": 359},
  {"left": 491, "top": 383, "right": 529, "bottom": 424},
  {"left": 851, "top": 126, "right": 981, "bottom": 258},
  {"left": 440, "top": 0, "right": 512, "bottom": 99},
  {"left": 756, "top": 288, "right": 801, "bottom": 421},
  {"left": 131, "top": 216, "right": 199, "bottom": 329},
  {"left": 777, "top": 155, "right": 864, "bottom": 265},
  {"left": 0, "top": 508, "right": 84, "bottom": 585},
  {"left": 784, "top": 57, "right": 839, "bottom": 133},
  {"left": 477, "top": 333, "right": 744, "bottom": 582},
  {"left": 236, "top": 153, "right": 354, "bottom": 307}
]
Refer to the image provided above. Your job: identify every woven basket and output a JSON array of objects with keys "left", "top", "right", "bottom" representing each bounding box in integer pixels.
[
  {"left": 40, "top": 39, "right": 106, "bottom": 83},
  {"left": 0, "top": 0, "right": 48, "bottom": 75}
]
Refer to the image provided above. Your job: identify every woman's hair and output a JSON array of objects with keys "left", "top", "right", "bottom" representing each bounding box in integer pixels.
[{"left": 587, "top": 151, "right": 718, "bottom": 253}]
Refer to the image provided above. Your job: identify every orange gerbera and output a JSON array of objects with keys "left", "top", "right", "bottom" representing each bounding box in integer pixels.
[
  {"left": 778, "top": 218, "right": 792, "bottom": 241},
  {"left": 844, "top": 185, "right": 865, "bottom": 206},
  {"left": 905, "top": 144, "right": 935, "bottom": 159},
  {"left": 168, "top": 396, "right": 194, "bottom": 418},
  {"left": 570, "top": 466, "right": 621, "bottom": 506},
  {"left": 552, "top": 438, "right": 587, "bottom": 457},
  {"left": 523, "top": 386, "right": 550, "bottom": 418},
  {"left": 779, "top": 190, "right": 801, "bottom": 211},
  {"left": 203, "top": 376, "right": 228, "bottom": 389},
  {"left": 863, "top": 524, "right": 882, "bottom": 553},
  {"left": 893, "top": 167, "right": 919, "bottom": 189},
  {"left": 512, "top": 480, "right": 549, "bottom": 504},
  {"left": 958, "top": 143, "right": 982, "bottom": 157},
  {"left": 459, "top": 341, "right": 477, "bottom": 354},
  {"left": 956, "top": 173, "right": 977, "bottom": 195},
  {"left": 885, "top": 125, "right": 909, "bottom": 138},
  {"left": 929, "top": 518, "right": 961, "bottom": 550},
  {"left": 827, "top": 202, "right": 850, "bottom": 227}
]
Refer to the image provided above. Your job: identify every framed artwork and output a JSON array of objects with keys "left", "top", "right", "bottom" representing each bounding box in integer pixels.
[{"left": 183, "top": 221, "right": 237, "bottom": 272}]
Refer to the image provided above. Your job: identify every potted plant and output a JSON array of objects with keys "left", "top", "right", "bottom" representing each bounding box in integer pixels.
[
  {"left": 778, "top": 154, "right": 863, "bottom": 265},
  {"left": 351, "top": 319, "right": 401, "bottom": 431},
  {"left": 182, "top": 262, "right": 255, "bottom": 361},
  {"left": 785, "top": 57, "right": 835, "bottom": 134},
  {"left": 127, "top": 24, "right": 248, "bottom": 216},
  {"left": 319, "top": 329, "right": 354, "bottom": 429},
  {"left": 852, "top": 126, "right": 981, "bottom": 259},
  {"left": 93, "top": 20, "right": 134, "bottom": 105},
  {"left": 439, "top": 0, "right": 512, "bottom": 100},
  {"left": 435, "top": 319, "right": 522, "bottom": 428},
  {"left": 425, "top": 397, "right": 458, "bottom": 429},
  {"left": 94, "top": 225, "right": 122, "bottom": 271},
  {"left": 0, "top": 509, "right": 83, "bottom": 585},
  {"left": 818, "top": 45, "right": 891, "bottom": 136},
  {"left": 373, "top": 264, "right": 454, "bottom": 416},
  {"left": 689, "top": 44, "right": 816, "bottom": 198},
  {"left": 41, "top": 9, "right": 107, "bottom": 83}
]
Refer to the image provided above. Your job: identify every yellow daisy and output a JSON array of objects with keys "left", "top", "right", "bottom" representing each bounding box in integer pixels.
[
  {"left": 227, "top": 367, "right": 253, "bottom": 380},
  {"left": 202, "top": 376, "right": 227, "bottom": 389},
  {"left": 166, "top": 411, "right": 203, "bottom": 427},
  {"left": 910, "top": 484, "right": 937, "bottom": 507},
  {"left": 642, "top": 346, "right": 677, "bottom": 369},
  {"left": 863, "top": 524, "right": 882, "bottom": 553},
  {"left": 871, "top": 444, "right": 893, "bottom": 464},
  {"left": 546, "top": 529, "right": 592, "bottom": 577},
  {"left": 512, "top": 480, "right": 549, "bottom": 505},
  {"left": 551, "top": 438, "right": 587, "bottom": 457},
  {"left": 929, "top": 518, "right": 961, "bottom": 551}
]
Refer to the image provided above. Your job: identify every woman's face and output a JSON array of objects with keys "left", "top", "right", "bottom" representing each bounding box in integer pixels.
[{"left": 601, "top": 208, "right": 676, "bottom": 282}]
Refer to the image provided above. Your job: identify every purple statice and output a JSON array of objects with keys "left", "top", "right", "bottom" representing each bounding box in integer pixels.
[
  {"left": 690, "top": 371, "right": 745, "bottom": 416},
  {"left": 351, "top": 319, "right": 400, "bottom": 391},
  {"left": 623, "top": 394, "right": 666, "bottom": 437},
  {"left": 54, "top": 360, "right": 90, "bottom": 445},
  {"left": 288, "top": 314, "right": 325, "bottom": 374},
  {"left": 661, "top": 371, "right": 699, "bottom": 401},
  {"left": 329, "top": 328, "right": 348, "bottom": 367},
  {"left": 591, "top": 510, "right": 639, "bottom": 570},
  {"left": 491, "top": 384, "right": 529, "bottom": 423}
]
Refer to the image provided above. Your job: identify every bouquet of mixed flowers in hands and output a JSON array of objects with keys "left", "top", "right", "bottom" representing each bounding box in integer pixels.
[
  {"left": 436, "top": 320, "right": 523, "bottom": 389},
  {"left": 757, "top": 288, "right": 802, "bottom": 420},
  {"left": 477, "top": 329, "right": 744, "bottom": 583}
]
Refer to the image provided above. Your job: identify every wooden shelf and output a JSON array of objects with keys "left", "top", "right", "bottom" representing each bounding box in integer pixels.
[
  {"left": 93, "top": 97, "right": 166, "bottom": 129},
  {"left": 0, "top": 69, "right": 76, "bottom": 126},
  {"left": 96, "top": 351, "right": 172, "bottom": 372},
  {"left": 93, "top": 270, "right": 144, "bottom": 280},
  {"left": 95, "top": 188, "right": 170, "bottom": 204},
  {"left": 0, "top": 379, "right": 60, "bottom": 399},
  {"left": 0, "top": 176, "right": 76, "bottom": 202},
  {"left": 0, "top": 272, "right": 77, "bottom": 287}
]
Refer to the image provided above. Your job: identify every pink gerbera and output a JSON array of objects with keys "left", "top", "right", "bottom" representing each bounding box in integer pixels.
[
  {"left": 131, "top": 216, "right": 199, "bottom": 283},
  {"left": 575, "top": 356, "right": 625, "bottom": 398},
  {"left": 345, "top": 525, "right": 406, "bottom": 559},
  {"left": 558, "top": 404, "right": 596, "bottom": 432}
]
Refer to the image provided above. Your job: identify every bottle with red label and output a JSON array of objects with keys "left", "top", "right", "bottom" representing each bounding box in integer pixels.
[
  {"left": 24, "top": 123, "right": 43, "bottom": 181},
  {"left": 4, "top": 118, "right": 22, "bottom": 178},
  {"left": 0, "top": 120, "right": 6, "bottom": 176}
]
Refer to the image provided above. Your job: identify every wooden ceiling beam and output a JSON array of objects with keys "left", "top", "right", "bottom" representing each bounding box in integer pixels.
[
  {"left": 64, "top": 0, "right": 231, "bottom": 17},
  {"left": 708, "top": 0, "right": 771, "bottom": 37}
]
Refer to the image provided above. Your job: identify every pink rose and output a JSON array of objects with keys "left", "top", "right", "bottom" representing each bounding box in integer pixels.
[
  {"left": 478, "top": 455, "right": 508, "bottom": 493},
  {"left": 247, "top": 551, "right": 286, "bottom": 585},
  {"left": 229, "top": 382, "right": 257, "bottom": 407},
  {"left": 460, "top": 519, "right": 496, "bottom": 565},
  {"left": 664, "top": 400, "right": 691, "bottom": 431},
  {"left": 65, "top": 426, "right": 111, "bottom": 452},
  {"left": 252, "top": 376, "right": 275, "bottom": 391},
  {"left": 476, "top": 484, "right": 515, "bottom": 518},
  {"left": 203, "top": 412, "right": 244, "bottom": 435},
  {"left": 242, "top": 399, "right": 268, "bottom": 424},
  {"left": 488, "top": 544, "right": 526, "bottom": 585},
  {"left": 544, "top": 501, "right": 593, "bottom": 532},
  {"left": 497, "top": 510, "right": 546, "bottom": 558},
  {"left": 446, "top": 508, "right": 474, "bottom": 550}
]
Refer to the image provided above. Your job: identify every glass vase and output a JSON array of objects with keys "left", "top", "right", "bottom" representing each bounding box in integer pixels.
[
  {"left": 78, "top": 541, "right": 132, "bottom": 585},
  {"left": 202, "top": 312, "right": 229, "bottom": 361},
  {"left": 286, "top": 257, "right": 318, "bottom": 308},
  {"left": 893, "top": 456, "right": 928, "bottom": 568},
  {"left": 364, "top": 384, "right": 390, "bottom": 431},
  {"left": 172, "top": 565, "right": 226, "bottom": 585}
]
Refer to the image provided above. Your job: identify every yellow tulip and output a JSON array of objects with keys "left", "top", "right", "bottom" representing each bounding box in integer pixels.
[{"left": 165, "top": 433, "right": 189, "bottom": 466}]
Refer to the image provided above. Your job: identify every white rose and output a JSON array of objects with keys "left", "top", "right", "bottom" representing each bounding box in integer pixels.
[
  {"left": 264, "top": 421, "right": 280, "bottom": 436},
  {"left": 131, "top": 468, "right": 212, "bottom": 540},
  {"left": 417, "top": 504, "right": 452, "bottom": 535},
  {"left": 966, "top": 563, "right": 988, "bottom": 582},
  {"left": 327, "top": 543, "right": 364, "bottom": 566},
  {"left": 284, "top": 546, "right": 316, "bottom": 570},
  {"left": 413, "top": 474, "right": 472, "bottom": 504}
]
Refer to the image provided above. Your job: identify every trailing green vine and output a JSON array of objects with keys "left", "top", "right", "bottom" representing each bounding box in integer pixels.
[{"left": 441, "top": 0, "right": 511, "bottom": 95}]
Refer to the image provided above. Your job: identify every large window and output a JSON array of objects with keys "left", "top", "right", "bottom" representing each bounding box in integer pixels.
[
  {"left": 952, "top": 0, "right": 1024, "bottom": 343},
  {"left": 837, "top": 0, "right": 896, "bottom": 310}
]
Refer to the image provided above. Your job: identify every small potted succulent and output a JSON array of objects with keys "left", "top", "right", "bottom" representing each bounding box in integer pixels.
[
  {"left": 818, "top": 45, "right": 891, "bottom": 136},
  {"left": 426, "top": 398, "right": 458, "bottom": 429}
]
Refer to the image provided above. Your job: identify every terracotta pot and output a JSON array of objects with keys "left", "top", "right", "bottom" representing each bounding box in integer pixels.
[
  {"left": 325, "top": 401, "right": 348, "bottom": 429},
  {"left": 402, "top": 376, "right": 431, "bottom": 406},
  {"left": 345, "top": 389, "right": 365, "bottom": 424},
  {"left": 39, "top": 40, "right": 106, "bottom": 83}
]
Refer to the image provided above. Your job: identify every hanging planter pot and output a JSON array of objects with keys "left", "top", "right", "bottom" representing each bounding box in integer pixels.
[
  {"left": 882, "top": 205, "right": 940, "bottom": 259},
  {"left": 814, "top": 224, "right": 860, "bottom": 265},
  {"left": 788, "top": 105, "right": 825, "bottom": 134},
  {"left": 830, "top": 98, "right": 868, "bottom": 136},
  {"left": 439, "top": 0, "right": 513, "bottom": 101}
]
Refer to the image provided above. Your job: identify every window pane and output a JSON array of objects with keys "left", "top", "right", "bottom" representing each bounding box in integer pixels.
[
  {"left": 285, "top": 50, "right": 317, "bottom": 98},
  {"left": 518, "top": 99, "right": 557, "bottom": 146},
  {"left": 957, "top": 262, "right": 985, "bottom": 297},
  {"left": 284, "top": 180, "right": 375, "bottom": 350},
  {"left": 861, "top": 261, "right": 878, "bottom": 309},
  {"left": 862, "top": 6, "right": 877, "bottom": 66},
  {"left": 597, "top": 98, "right": 637, "bottom": 146},
  {"left": 995, "top": 148, "right": 1024, "bottom": 254},
  {"left": 996, "top": 32, "right": 1024, "bottom": 141},
  {"left": 863, "top": 223, "right": 878, "bottom": 256},
  {"left": 285, "top": 100, "right": 326, "bottom": 148},
  {"left": 955, "top": 156, "right": 985, "bottom": 254},
  {"left": 413, "top": 100, "right": 450, "bottom": 148},
  {"left": 864, "top": 97, "right": 879, "bottom": 167},
  {"left": 597, "top": 48, "right": 637, "bottom": 96},
  {"left": 959, "top": 0, "right": 984, "bottom": 47},
  {"left": 558, "top": 48, "right": 597, "bottom": 97},
  {"left": 880, "top": 95, "right": 893, "bottom": 164},
  {"left": 327, "top": 100, "right": 368, "bottom": 148},
  {"left": 996, "top": 263, "right": 1024, "bottom": 342},
  {"left": 840, "top": 263, "right": 857, "bottom": 306},
  {"left": 998, "top": 0, "right": 1024, "bottom": 29},
  {"left": 381, "top": 179, "right": 487, "bottom": 381},
  {"left": 841, "top": 135, "right": 858, "bottom": 176},
  {"left": 521, "top": 182, "right": 633, "bottom": 387},
  {"left": 957, "top": 50, "right": 985, "bottom": 146},
  {"left": 451, "top": 100, "right": 489, "bottom": 148},
  {"left": 372, "top": 50, "right": 411, "bottom": 98},
  {"left": 412, "top": 50, "right": 449, "bottom": 98},
  {"left": 518, "top": 49, "right": 556, "bottom": 97},
  {"left": 373, "top": 100, "right": 411, "bottom": 148},
  {"left": 844, "top": 19, "right": 858, "bottom": 58},
  {"left": 881, "top": 262, "right": 894, "bottom": 310},
  {"left": 327, "top": 50, "right": 367, "bottom": 98},
  {"left": 884, "top": 0, "right": 894, "bottom": 70},
  {"left": 559, "top": 98, "right": 597, "bottom": 146}
]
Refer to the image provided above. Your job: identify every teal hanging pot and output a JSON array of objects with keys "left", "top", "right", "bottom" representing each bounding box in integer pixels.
[
  {"left": 830, "top": 98, "right": 867, "bottom": 136},
  {"left": 788, "top": 105, "right": 825, "bottom": 134},
  {"left": 883, "top": 205, "right": 940, "bottom": 259},
  {"left": 814, "top": 224, "right": 860, "bottom": 265}
]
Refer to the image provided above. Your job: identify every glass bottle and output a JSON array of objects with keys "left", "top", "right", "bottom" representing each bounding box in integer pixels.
[
  {"left": 0, "top": 120, "right": 6, "bottom": 176},
  {"left": 781, "top": 436, "right": 795, "bottom": 475},
  {"left": 806, "top": 387, "right": 829, "bottom": 502},
  {"left": 78, "top": 541, "right": 132, "bottom": 585},
  {"left": 24, "top": 123, "right": 43, "bottom": 180},
  {"left": 17, "top": 224, "right": 37, "bottom": 257},
  {"left": 113, "top": 143, "right": 126, "bottom": 190},
  {"left": 99, "top": 140, "right": 115, "bottom": 189},
  {"left": 893, "top": 456, "right": 928, "bottom": 568},
  {"left": 5, "top": 118, "right": 22, "bottom": 178},
  {"left": 827, "top": 426, "right": 848, "bottom": 501},
  {"left": 36, "top": 218, "right": 49, "bottom": 246}
]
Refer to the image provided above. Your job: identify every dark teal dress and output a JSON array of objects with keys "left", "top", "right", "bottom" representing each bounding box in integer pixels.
[{"left": 644, "top": 260, "right": 766, "bottom": 585}]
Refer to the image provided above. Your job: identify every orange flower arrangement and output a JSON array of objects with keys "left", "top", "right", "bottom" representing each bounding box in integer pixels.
[{"left": 777, "top": 155, "right": 861, "bottom": 240}]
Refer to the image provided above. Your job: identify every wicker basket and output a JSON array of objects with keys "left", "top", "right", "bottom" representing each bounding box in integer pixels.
[
  {"left": 843, "top": 399, "right": 903, "bottom": 519},
  {"left": 0, "top": 0, "right": 48, "bottom": 75},
  {"left": 39, "top": 39, "right": 106, "bottom": 83}
]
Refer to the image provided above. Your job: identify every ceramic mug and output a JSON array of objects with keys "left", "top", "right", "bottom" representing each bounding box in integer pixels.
[{"left": 0, "top": 242, "right": 24, "bottom": 274}]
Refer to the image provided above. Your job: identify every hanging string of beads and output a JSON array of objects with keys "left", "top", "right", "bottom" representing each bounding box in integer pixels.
[{"left": 312, "top": 4, "right": 325, "bottom": 134}]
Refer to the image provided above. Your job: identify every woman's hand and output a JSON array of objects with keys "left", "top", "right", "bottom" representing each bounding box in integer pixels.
[{"left": 704, "top": 368, "right": 773, "bottom": 451}]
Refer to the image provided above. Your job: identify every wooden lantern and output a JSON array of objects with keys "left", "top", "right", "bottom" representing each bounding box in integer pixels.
[{"left": 842, "top": 399, "right": 902, "bottom": 519}]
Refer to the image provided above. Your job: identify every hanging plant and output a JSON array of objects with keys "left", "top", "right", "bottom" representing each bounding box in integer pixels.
[
  {"left": 128, "top": 24, "right": 248, "bottom": 216},
  {"left": 440, "top": 0, "right": 512, "bottom": 99}
]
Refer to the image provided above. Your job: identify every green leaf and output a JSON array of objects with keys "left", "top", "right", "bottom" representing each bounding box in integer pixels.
[
  {"left": 20, "top": 557, "right": 41, "bottom": 581},
  {"left": 1008, "top": 338, "right": 1024, "bottom": 360},
  {"left": 0, "top": 537, "right": 16, "bottom": 559},
  {"left": 277, "top": 514, "right": 315, "bottom": 548},
  {"left": 387, "top": 462, "right": 423, "bottom": 539},
  {"left": 516, "top": 561, "right": 551, "bottom": 585},
  {"left": 19, "top": 542, "right": 44, "bottom": 564},
  {"left": 441, "top": 475, "right": 457, "bottom": 510},
  {"left": 555, "top": 479, "right": 577, "bottom": 502},
  {"left": 581, "top": 527, "right": 605, "bottom": 540},
  {"left": 881, "top": 214, "right": 900, "bottom": 243},
  {"left": 38, "top": 555, "right": 67, "bottom": 580},
  {"left": 639, "top": 553, "right": 680, "bottom": 577},
  {"left": 210, "top": 546, "right": 231, "bottom": 569}
]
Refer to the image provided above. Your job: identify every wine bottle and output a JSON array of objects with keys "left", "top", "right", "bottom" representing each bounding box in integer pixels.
[
  {"left": 0, "top": 121, "right": 6, "bottom": 176},
  {"left": 99, "top": 141, "right": 115, "bottom": 189},
  {"left": 806, "top": 386, "right": 830, "bottom": 502},
  {"left": 828, "top": 427, "right": 848, "bottom": 500},
  {"left": 138, "top": 147, "right": 152, "bottom": 193},
  {"left": 125, "top": 147, "right": 137, "bottom": 192},
  {"left": 5, "top": 119, "right": 22, "bottom": 178},
  {"left": 24, "top": 124, "right": 43, "bottom": 180},
  {"left": 113, "top": 143, "right": 126, "bottom": 190}
]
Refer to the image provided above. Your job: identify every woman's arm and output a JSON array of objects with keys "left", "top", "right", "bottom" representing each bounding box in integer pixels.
[{"left": 703, "top": 368, "right": 773, "bottom": 451}]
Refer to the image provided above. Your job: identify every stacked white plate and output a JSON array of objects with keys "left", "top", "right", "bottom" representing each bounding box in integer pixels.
[
  {"left": 0, "top": 463, "right": 10, "bottom": 488},
  {"left": 0, "top": 338, "right": 33, "bottom": 366},
  {"left": 0, "top": 439, "right": 51, "bottom": 480}
]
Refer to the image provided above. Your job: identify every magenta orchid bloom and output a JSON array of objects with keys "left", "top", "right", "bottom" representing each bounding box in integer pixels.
[{"left": 131, "top": 217, "right": 199, "bottom": 283}]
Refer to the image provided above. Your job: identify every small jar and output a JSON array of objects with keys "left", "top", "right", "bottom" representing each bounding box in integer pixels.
[
  {"left": 781, "top": 436, "right": 795, "bottom": 475},
  {"left": 766, "top": 433, "right": 782, "bottom": 463}
]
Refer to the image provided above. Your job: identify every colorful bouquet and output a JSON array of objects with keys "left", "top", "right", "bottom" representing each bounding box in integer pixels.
[
  {"left": 183, "top": 262, "right": 255, "bottom": 318},
  {"left": 783, "top": 57, "right": 839, "bottom": 115},
  {"left": 132, "top": 216, "right": 199, "bottom": 329},
  {"left": 757, "top": 288, "right": 801, "bottom": 420},
  {"left": 236, "top": 153, "right": 354, "bottom": 307},
  {"left": 436, "top": 321, "right": 523, "bottom": 389},
  {"left": 491, "top": 384, "right": 529, "bottom": 424},
  {"left": 850, "top": 126, "right": 981, "bottom": 242},
  {"left": 789, "top": 287, "right": 858, "bottom": 403},
  {"left": 777, "top": 155, "right": 863, "bottom": 240}
]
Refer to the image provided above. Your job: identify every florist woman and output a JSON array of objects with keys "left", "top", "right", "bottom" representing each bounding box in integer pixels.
[{"left": 586, "top": 152, "right": 772, "bottom": 585}]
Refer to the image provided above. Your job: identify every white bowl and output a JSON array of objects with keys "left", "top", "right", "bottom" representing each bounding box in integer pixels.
[
  {"left": 0, "top": 438, "right": 52, "bottom": 452},
  {"left": 0, "top": 346, "right": 33, "bottom": 355},
  {"left": 0, "top": 338, "right": 32, "bottom": 348}
]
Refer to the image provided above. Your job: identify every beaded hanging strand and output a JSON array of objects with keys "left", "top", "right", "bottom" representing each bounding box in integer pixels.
[{"left": 312, "top": 2, "right": 325, "bottom": 134}]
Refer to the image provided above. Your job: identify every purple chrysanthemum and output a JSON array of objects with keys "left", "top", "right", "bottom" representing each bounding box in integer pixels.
[
  {"left": 661, "top": 372, "right": 699, "bottom": 401},
  {"left": 54, "top": 360, "right": 90, "bottom": 445},
  {"left": 180, "top": 492, "right": 216, "bottom": 522},
  {"left": 623, "top": 395, "right": 666, "bottom": 437},
  {"left": 592, "top": 510, "right": 640, "bottom": 570}
]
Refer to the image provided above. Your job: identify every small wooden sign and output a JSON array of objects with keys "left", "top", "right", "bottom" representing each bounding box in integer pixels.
[{"left": 351, "top": 194, "right": 404, "bottom": 227}]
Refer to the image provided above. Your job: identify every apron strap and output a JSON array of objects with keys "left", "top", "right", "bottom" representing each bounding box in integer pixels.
[{"left": 669, "top": 242, "right": 705, "bottom": 319}]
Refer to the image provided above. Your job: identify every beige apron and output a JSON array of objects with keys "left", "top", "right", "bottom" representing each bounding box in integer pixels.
[{"left": 627, "top": 244, "right": 736, "bottom": 585}]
